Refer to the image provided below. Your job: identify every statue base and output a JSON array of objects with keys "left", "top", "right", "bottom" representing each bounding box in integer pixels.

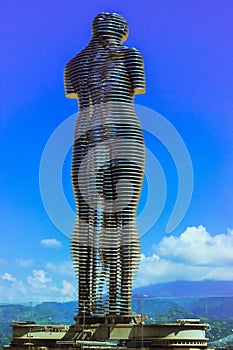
[
  {"left": 7, "top": 318, "right": 208, "bottom": 349},
  {"left": 74, "top": 314, "right": 147, "bottom": 325}
]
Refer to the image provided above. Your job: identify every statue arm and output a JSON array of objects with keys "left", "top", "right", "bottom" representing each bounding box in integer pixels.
[
  {"left": 126, "top": 48, "right": 146, "bottom": 95},
  {"left": 64, "top": 65, "right": 78, "bottom": 99}
]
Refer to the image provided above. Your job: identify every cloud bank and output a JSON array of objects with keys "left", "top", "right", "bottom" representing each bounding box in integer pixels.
[
  {"left": 40, "top": 238, "right": 62, "bottom": 248},
  {"left": 136, "top": 225, "right": 233, "bottom": 287},
  {"left": 0, "top": 226, "right": 232, "bottom": 302}
]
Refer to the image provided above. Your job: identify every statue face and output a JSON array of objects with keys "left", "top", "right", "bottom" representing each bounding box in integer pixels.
[{"left": 92, "top": 12, "right": 129, "bottom": 43}]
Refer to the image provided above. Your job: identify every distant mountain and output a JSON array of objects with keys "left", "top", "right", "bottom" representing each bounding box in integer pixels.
[
  {"left": 1, "top": 291, "right": 233, "bottom": 347},
  {"left": 34, "top": 302, "right": 77, "bottom": 323},
  {"left": 0, "top": 302, "right": 77, "bottom": 347},
  {"left": 209, "top": 333, "right": 233, "bottom": 348},
  {"left": 132, "top": 280, "right": 233, "bottom": 321},
  {"left": 133, "top": 280, "right": 233, "bottom": 297},
  {"left": 132, "top": 296, "right": 233, "bottom": 321}
]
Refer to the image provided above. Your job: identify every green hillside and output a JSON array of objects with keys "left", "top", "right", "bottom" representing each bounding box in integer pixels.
[{"left": 0, "top": 299, "right": 232, "bottom": 349}]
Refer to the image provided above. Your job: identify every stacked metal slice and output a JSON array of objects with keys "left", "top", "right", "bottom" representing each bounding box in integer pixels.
[{"left": 64, "top": 12, "right": 146, "bottom": 317}]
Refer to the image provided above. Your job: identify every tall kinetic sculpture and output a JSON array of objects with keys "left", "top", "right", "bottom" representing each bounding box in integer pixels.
[{"left": 64, "top": 12, "right": 146, "bottom": 317}]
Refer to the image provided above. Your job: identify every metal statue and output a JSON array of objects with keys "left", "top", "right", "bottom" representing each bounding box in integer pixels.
[{"left": 64, "top": 12, "right": 146, "bottom": 316}]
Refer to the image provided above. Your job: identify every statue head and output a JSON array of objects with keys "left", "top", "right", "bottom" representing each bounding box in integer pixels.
[{"left": 92, "top": 12, "right": 129, "bottom": 44}]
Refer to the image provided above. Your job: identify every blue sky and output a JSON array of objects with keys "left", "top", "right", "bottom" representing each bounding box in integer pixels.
[{"left": 0, "top": 0, "right": 233, "bottom": 302}]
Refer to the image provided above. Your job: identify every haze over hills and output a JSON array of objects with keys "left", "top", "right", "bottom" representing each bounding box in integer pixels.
[
  {"left": 133, "top": 280, "right": 233, "bottom": 297},
  {"left": 0, "top": 281, "right": 233, "bottom": 348}
]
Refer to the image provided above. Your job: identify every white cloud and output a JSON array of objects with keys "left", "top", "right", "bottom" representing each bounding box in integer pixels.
[
  {"left": 17, "top": 259, "right": 34, "bottom": 267},
  {"left": 1, "top": 225, "right": 232, "bottom": 302},
  {"left": 41, "top": 238, "right": 62, "bottom": 248},
  {"left": 27, "top": 269, "right": 51, "bottom": 288},
  {"left": 46, "top": 261, "right": 74, "bottom": 276},
  {"left": 0, "top": 273, "right": 26, "bottom": 299},
  {"left": 156, "top": 225, "right": 233, "bottom": 266},
  {"left": 1, "top": 272, "right": 16, "bottom": 283},
  {"left": 61, "top": 280, "right": 76, "bottom": 298},
  {"left": 0, "top": 270, "right": 76, "bottom": 303},
  {"left": 135, "top": 226, "right": 233, "bottom": 287}
]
